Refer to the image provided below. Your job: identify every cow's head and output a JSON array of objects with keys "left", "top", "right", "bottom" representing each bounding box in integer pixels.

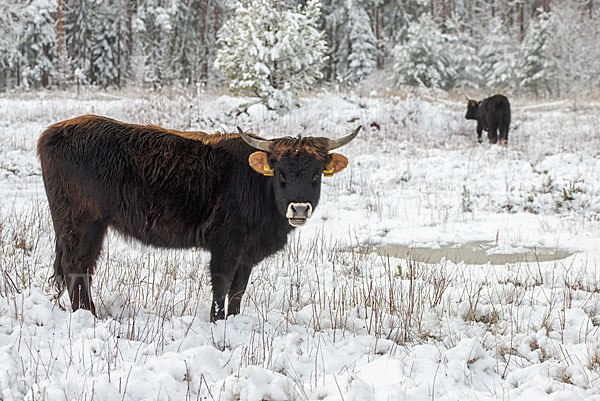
[
  {"left": 465, "top": 98, "right": 480, "bottom": 120},
  {"left": 239, "top": 126, "right": 360, "bottom": 227}
]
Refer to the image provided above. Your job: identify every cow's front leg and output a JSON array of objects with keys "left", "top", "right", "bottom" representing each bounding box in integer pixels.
[
  {"left": 476, "top": 124, "right": 483, "bottom": 143},
  {"left": 209, "top": 251, "right": 240, "bottom": 322},
  {"left": 227, "top": 263, "right": 253, "bottom": 317}
]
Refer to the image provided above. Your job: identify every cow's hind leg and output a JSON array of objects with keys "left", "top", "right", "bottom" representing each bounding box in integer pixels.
[
  {"left": 488, "top": 123, "right": 499, "bottom": 144},
  {"left": 227, "top": 263, "right": 253, "bottom": 317},
  {"left": 56, "top": 218, "right": 107, "bottom": 315},
  {"left": 51, "top": 239, "right": 66, "bottom": 296},
  {"left": 500, "top": 128, "right": 509, "bottom": 145}
]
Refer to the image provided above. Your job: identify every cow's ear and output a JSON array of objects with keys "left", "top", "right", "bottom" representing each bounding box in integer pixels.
[
  {"left": 249, "top": 151, "right": 274, "bottom": 176},
  {"left": 323, "top": 153, "right": 349, "bottom": 177}
]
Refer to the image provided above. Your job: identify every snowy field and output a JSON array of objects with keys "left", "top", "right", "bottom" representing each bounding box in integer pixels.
[{"left": 0, "top": 89, "right": 599, "bottom": 400}]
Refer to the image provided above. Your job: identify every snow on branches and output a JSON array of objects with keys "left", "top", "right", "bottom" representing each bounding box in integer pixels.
[{"left": 214, "top": 0, "right": 327, "bottom": 110}]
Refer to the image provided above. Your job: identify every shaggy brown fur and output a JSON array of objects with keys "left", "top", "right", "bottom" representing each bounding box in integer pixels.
[{"left": 268, "top": 137, "right": 330, "bottom": 161}]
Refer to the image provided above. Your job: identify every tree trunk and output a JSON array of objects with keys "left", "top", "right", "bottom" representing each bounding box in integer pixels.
[
  {"left": 328, "top": 22, "right": 333, "bottom": 81},
  {"left": 200, "top": 0, "right": 207, "bottom": 82},
  {"left": 117, "top": 0, "right": 122, "bottom": 88},
  {"left": 57, "top": 0, "right": 64, "bottom": 88},
  {"left": 517, "top": 1, "right": 524, "bottom": 42},
  {"left": 374, "top": 7, "right": 382, "bottom": 69},
  {"left": 89, "top": 2, "right": 95, "bottom": 84},
  {"left": 214, "top": 3, "right": 220, "bottom": 42},
  {"left": 42, "top": 45, "right": 50, "bottom": 87},
  {"left": 72, "top": 0, "right": 77, "bottom": 77},
  {"left": 374, "top": 7, "right": 379, "bottom": 42},
  {"left": 128, "top": 0, "right": 133, "bottom": 69}
]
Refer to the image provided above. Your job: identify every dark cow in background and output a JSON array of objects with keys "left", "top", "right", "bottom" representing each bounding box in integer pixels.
[
  {"left": 38, "top": 115, "right": 360, "bottom": 322},
  {"left": 465, "top": 94, "right": 511, "bottom": 144}
]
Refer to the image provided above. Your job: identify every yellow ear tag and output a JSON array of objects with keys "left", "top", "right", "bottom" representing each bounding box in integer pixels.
[
  {"left": 263, "top": 165, "right": 274, "bottom": 176},
  {"left": 323, "top": 167, "right": 334, "bottom": 177}
]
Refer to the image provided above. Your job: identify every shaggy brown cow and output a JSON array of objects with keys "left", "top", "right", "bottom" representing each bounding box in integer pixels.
[{"left": 38, "top": 115, "right": 360, "bottom": 321}]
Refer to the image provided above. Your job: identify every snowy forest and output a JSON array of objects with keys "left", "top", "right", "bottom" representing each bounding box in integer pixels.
[{"left": 0, "top": 0, "right": 599, "bottom": 97}]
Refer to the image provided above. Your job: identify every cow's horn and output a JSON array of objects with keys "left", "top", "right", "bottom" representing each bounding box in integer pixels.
[
  {"left": 237, "top": 126, "right": 271, "bottom": 152},
  {"left": 327, "top": 126, "right": 361, "bottom": 150}
]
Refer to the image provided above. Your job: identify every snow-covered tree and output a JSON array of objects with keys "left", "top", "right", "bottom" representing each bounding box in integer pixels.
[
  {"left": 346, "top": 3, "right": 380, "bottom": 82},
  {"left": 392, "top": 13, "right": 452, "bottom": 89},
  {"left": 134, "top": 1, "right": 177, "bottom": 87},
  {"left": 20, "top": 0, "right": 57, "bottom": 89},
  {"left": 215, "top": 0, "right": 327, "bottom": 109},
  {"left": 445, "top": 16, "right": 483, "bottom": 89},
  {"left": 93, "top": 1, "right": 129, "bottom": 87},
  {"left": 0, "top": 3, "right": 24, "bottom": 89},
  {"left": 62, "top": 0, "right": 94, "bottom": 87},
  {"left": 545, "top": 3, "right": 599, "bottom": 95},
  {"left": 323, "top": 0, "right": 379, "bottom": 83},
  {"left": 519, "top": 11, "right": 553, "bottom": 95},
  {"left": 478, "top": 17, "right": 518, "bottom": 90}
]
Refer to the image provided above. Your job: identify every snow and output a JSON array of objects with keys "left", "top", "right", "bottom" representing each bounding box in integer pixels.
[
  {"left": 0, "top": 89, "right": 599, "bottom": 400},
  {"left": 246, "top": 103, "right": 271, "bottom": 121}
]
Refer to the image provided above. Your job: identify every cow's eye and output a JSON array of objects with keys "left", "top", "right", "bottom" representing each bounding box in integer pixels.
[
  {"left": 279, "top": 172, "right": 286, "bottom": 185},
  {"left": 312, "top": 173, "right": 320, "bottom": 183}
]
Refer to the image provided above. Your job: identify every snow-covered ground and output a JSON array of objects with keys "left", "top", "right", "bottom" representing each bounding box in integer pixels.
[{"left": 0, "top": 89, "right": 599, "bottom": 400}]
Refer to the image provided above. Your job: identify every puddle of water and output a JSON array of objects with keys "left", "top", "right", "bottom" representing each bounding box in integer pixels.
[{"left": 361, "top": 241, "right": 574, "bottom": 265}]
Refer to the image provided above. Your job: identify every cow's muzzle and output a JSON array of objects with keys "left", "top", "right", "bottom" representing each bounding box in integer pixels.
[{"left": 286, "top": 203, "right": 313, "bottom": 227}]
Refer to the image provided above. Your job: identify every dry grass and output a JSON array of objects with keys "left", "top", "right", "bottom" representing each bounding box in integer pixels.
[{"left": 1, "top": 193, "right": 599, "bottom": 398}]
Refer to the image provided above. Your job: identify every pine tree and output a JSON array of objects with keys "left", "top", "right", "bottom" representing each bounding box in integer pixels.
[
  {"left": 134, "top": 0, "right": 177, "bottom": 87},
  {"left": 322, "top": 0, "right": 379, "bottom": 83},
  {"left": 392, "top": 13, "right": 451, "bottom": 89},
  {"left": 93, "top": 1, "right": 129, "bottom": 87},
  {"left": 545, "top": 3, "right": 597, "bottom": 95},
  {"left": 20, "top": 0, "right": 57, "bottom": 88},
  {"left": 445, "top": 16, "right": 483, "bottom": 89},
  {"left": 0, "top": 3, "right": 24, "bottom": 89},
  {"left": 519, "top": 11, "right": 552, "bottom": 95},
  {"left": 478, "top": 17, "right": 518, "bottom": 90},
  {"left": 63, "top": 0, "right": 96, "bottom": 87},
  {"left": 346, "top": 2, "right": 380, "bottom": 83},
  {"left": 215, "top": 0, "right": 327, "bottom": 109}
]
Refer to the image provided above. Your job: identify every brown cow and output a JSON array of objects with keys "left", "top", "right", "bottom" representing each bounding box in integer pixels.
[
  {"left": 465, "top": 94, "right": 511, "bottom": 144},
  {"left": 38, "top": 115, "right": 359, "bottom": 321}
]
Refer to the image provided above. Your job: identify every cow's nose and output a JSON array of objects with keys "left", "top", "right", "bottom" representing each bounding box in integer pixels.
[{"left": 286, "top": 202, "right": 313, "bottom": 226}]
